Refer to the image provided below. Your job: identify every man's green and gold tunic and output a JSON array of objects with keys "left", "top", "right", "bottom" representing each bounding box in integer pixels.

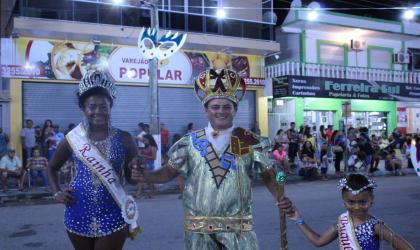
[{"left": 168, "top": 127, "right": 273, "bottom": 250}]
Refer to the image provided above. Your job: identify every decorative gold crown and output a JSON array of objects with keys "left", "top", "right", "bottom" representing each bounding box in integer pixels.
[
  {"left": 194, "top": 69, "right": 246, "bottom": 105},
  {"left": 79, "top": 70, "right": 116, "bottom": 98}
]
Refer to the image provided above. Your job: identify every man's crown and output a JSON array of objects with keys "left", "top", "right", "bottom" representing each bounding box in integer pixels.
[
  {"left": 79, "top": 70, "right": 116, "bottom": 98},
  {"left": 194, "top": 69, "right": 246, "bottom": 105}
]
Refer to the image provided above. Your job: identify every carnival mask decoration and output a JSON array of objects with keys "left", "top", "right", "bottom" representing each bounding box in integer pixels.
[
  {"left": 138, "top": 27, "right": 187, "bottom": 60},
  {"left": 194, "top": 68, "right": 246, "bottom": 106}
]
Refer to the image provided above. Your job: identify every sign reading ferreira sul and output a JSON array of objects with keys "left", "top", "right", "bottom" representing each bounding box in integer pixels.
[
  {"left": 1, "top": 38, "right": 264, "bottom": 86},
  {"left": 273, "top": 75, "right": 420, "bottom": 101}
]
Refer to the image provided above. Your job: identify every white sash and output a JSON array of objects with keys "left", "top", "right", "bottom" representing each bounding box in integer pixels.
[
  {"left": 338, "top": 212, "right": 362, "bottom": 250},
  {"left": 67, "top": 124, "right": 140, "bottom": 237}
]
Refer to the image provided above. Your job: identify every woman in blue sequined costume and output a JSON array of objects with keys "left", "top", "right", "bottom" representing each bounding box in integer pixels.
[
  {"left": 278, "top": 174, "right": 414, "bottom": 250},
  {"left": 48, "top": 71, "right": 139, "bottom": 250}
]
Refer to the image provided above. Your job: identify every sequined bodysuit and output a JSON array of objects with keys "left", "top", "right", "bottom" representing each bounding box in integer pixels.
[
  {"left": 64, "top": 128, "right": 126, "bottom": 237},
  {"left": 354, "top": 216, "right": 380, "bottom": 250}
]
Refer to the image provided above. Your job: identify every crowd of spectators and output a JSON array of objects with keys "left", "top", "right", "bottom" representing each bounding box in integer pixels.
[{"left": 271, "top": 122, "right": 418, "bottom": 181}]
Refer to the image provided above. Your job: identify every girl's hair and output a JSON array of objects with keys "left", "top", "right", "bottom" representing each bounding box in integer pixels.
[
  {"left": 339, "top": 173, "right": 376, "bottom": 194},
  {"left": 187, "top": 123, "right": 193, "bottom": 130},
  {"left": 143, "top": 134, "right": 158, "bottom": 148},
  {"left": 276, "top": 129, "right": 283, "bottom": 135},
  {"left": 78, "top": 87, "right": 114, "bottom": 108}
]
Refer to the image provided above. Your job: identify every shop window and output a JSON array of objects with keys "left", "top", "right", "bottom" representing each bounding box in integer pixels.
[
  {"left": 74, "top": 2, "right": 98, "bottom": 23},
  {"left": 408, "top": 48, "right": 420, "bottom": 71},
  {"left": 99, "top": 4, "right": 121, "bottom": 25},
  {"left": 188, "top": 0, "right": 203, "bottom": 14},
  {"left": 318, "top": 42, "right": 346, "bottom": 66},
  {"left": 122, "top": 7, "right": 150, "bottom": 27},
  {"left": 170, "top": 0, "right": 185, "bottom": 12},
  {"left": 188, "top": 15, "right": 203, "bottom": 32},
  {"left": 170, "top": 12, "right": 185, "bottom": 30},
  {"left": 204, "top": 0, "right": 218, "bottom": 15},
  {"left": 222, "top": 20, "right": 242, "bottom": 37},
  {"left": 368, "top": 47, "right": 393, "bottom": 70}
]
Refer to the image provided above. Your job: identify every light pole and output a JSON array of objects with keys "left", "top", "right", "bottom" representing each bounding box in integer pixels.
[
  {"left": 138, "top": 0, "right": 187, "bottom": 167},
  {"left": 149, "top": 0, "right": 159, "bottom": 136}
]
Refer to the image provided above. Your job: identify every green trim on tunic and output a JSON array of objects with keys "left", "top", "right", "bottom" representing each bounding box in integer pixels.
[{"left": 168, "top": 129, "right": 273, "bottom": 249}]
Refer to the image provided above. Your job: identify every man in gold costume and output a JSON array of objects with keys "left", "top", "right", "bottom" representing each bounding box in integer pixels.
[{"left": 132, "top": 68, "right": 279, "bottom": 249}]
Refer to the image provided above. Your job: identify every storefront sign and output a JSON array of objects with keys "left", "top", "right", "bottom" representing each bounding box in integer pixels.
[
  {"left": 1, "top": 38, "right": 265, "bottom": 86},
  {"left": 273, "top": 75, "right": 420, "bottom": 101},
  {"left": 108, "top": 47, "right": 191, "bottom": 84}
]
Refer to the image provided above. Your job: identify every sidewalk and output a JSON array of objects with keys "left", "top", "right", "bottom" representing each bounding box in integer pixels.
[{"left": 1, "top": 160, "right": 416, "bottom": 206}]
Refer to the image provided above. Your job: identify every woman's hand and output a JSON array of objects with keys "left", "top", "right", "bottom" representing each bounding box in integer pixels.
[
  {"left": 55, "top": 188, "right": 75, "bottom": 205},
  {"left": 129, "top": 157, "right": 146, "bottom": 182}
]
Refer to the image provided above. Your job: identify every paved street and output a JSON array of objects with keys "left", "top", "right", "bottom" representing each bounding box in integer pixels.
[{"left": 1, "top": 175, "right": 419, "bottom": 250}]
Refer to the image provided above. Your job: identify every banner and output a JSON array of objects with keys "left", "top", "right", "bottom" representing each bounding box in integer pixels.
[
  {"left": 1, "top": 38, "right": 264, "bottom": 85},
  {"left": 273, "top": 75, "right": 420, "bottom": 101}
]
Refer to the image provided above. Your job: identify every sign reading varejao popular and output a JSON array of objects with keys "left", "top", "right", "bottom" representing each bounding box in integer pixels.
[
  {"left": 107, "top": 47, "right": 191, "bottom": 84},
  {"left": 273, "top": 75, "right": 420, "bottom": 101},
  {"left": 0, "top": 38, "right": 265, "bottom": 85}
]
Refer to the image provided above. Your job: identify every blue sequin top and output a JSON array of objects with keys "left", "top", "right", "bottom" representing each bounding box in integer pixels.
[
  {"left": 64, "top": 128, "right": 127, "bottom": 237},
  {"left": 354, "top": 216, "right": 380, "bottom": 250}
]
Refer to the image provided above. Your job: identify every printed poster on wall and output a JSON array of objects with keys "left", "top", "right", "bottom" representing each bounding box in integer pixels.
[{"left": 0, "top": 38, "right": 265, "bottom": 86}]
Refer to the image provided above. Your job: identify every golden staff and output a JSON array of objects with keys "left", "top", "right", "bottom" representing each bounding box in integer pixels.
[{"left": 276, "top": 171, "right": 288, "bottom": 250}]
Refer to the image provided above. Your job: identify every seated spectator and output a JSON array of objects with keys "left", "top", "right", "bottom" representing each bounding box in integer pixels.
[
  {"left": 298, "top": 141, "right": 318, "bottom": 180},
  {"left": 272, "top": 143, "right": 290, "bottom": 174},
  {"left": 385, "top": 149, "right": 403, "bottom": 176},
  {"left": 26, "top": 148, "right": 48, "bottom": 188},
  {"left": 0, "top": 148, "right": 27, "bottom": 192}
]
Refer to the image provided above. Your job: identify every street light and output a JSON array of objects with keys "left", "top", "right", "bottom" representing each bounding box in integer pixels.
[
  {"left": 216, "top": 8, "right": 226, "bottom": 19},
  {"left": 403, "top": 9, "right": 415, "bottom": 20},
  {"left": 308, "top": 10, "right": 318, "bottom": 21}
]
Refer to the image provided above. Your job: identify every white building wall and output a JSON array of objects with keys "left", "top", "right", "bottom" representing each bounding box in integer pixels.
[{"left": 303, "top": 30, "right": 404, "bottom": 70}]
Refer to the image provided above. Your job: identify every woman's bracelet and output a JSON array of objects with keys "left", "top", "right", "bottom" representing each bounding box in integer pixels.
[{"left": 295, "top": 217, "right": 305, "bottom": 225}]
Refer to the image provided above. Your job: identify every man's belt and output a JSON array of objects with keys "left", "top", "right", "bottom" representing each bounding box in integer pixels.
[{"left": 184, "top": 215, "right": 253, "bottom": 234}]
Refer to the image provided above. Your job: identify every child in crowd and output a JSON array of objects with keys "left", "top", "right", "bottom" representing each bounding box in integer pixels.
[
  {"left": 278, "top": 174, "right": 414, "bottom": 250},
  {"left": 320, "top": 147, "right": 328, "bottom": 180},
  {"left": 385, "top": 149, "right": 404, "bottom": 176},
  {"left": 272, "top": 143, "right": 290, "bottom": 174},
  {"left": 298, "top": 141, "right": 318, "bottom": 180}
]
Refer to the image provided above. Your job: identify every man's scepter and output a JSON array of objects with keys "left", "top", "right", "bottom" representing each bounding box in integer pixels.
[{"left": 276, "top": 171, "right": 287, "bottom": 250}]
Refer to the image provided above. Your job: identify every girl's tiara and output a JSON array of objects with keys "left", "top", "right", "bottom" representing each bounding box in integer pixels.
[{"left": 337, "top": 174, "right": 377, "bottom": 195}]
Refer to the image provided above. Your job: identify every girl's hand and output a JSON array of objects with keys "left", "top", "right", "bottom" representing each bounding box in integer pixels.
[
  {"left": 276, "top": 197, "right": 301, "bottom": 220},
  {"left": 55, "top": 188, "right": 75, "bottom": 205}
]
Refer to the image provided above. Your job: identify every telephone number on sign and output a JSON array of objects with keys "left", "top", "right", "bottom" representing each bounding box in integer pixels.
[{"left": 244, "top": 78, "right": 265, "bottom": 86}]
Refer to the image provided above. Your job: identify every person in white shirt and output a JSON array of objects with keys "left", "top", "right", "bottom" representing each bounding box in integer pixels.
[{"left": 0, "top": 148, "right": 27, "bottom": 192}]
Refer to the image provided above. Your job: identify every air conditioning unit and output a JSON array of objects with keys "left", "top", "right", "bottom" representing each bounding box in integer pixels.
[
  {"left": 350, "top": 39, "right": 366, "bottom": 51},
  {"left": 393, "top": 52, "right": 410, "bottom": 64}
]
